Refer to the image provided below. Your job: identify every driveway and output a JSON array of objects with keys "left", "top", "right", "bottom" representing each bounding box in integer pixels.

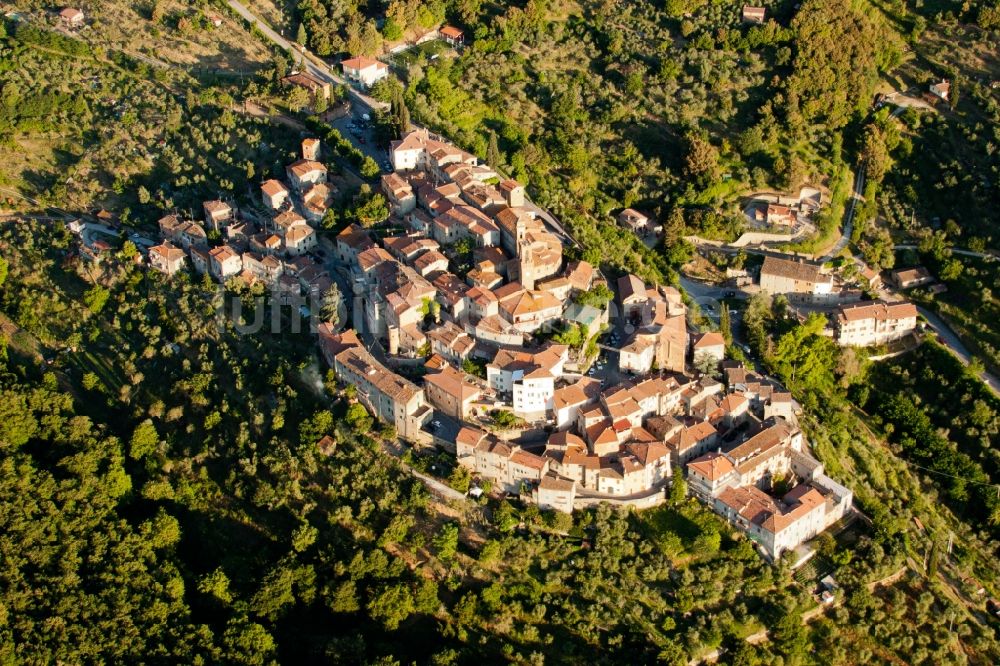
[
  {"left": 819, "top": 165, "right": 864, "bottom": 262},
  {"left": 329, "top": 111, "right": 390, "bottom": 169}
]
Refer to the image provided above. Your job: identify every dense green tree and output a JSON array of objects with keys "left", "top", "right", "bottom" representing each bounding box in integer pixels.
[
  {"left": 433, "top": 522, "right": 459, "bottom": 561},
  {"left": 719, "top": 303, "right": 732, "bottom": 347},
  {"left": 129, "top": 419, "right": 159, "bottom": 459},
  {"left": 367, "top": 584, "right": 414, "bottom": 630},
  {"left": 670, "top": 467, "right": 687, "bottom": 505},
  {"left": 83, "top": 285, "right": 110, "bottom": 313}
]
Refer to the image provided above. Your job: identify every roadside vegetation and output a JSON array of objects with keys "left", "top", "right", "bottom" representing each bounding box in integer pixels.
[
  {"left": 741, "top": 289, "right": 1000, "bottom": 662},
  {"left": 1, "top": 2, "right": 1000, "bottom": 664},
  {"left": 379, "top": 0, "right": 900, "bottom": 283}
]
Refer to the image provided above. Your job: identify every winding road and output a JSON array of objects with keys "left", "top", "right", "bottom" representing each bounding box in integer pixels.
[
  {"left": 225, "top": 0, "right": 386, "bottom": 112},
  {"left": 894, "top": 244, "right": 998, "bottom": 261},
  {"left": 225, "top": 0, "right": 581, "bottom": 250},
  {"left": 911, "top": 304, "right": 1000, "bottom": 396}
]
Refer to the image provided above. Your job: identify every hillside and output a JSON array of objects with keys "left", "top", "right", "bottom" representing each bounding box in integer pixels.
[
  {"left": 3, "top": 212, "right": 1000, "bottom": 664},
  {"left": 373, "top": 0, "right": 903, "bottom": 281},
  {"left": 1, "top": 1, "right": 1000, "bottom": 664},
  {"left": 0, "top": 13, "right": 308, "bottom": 220}
]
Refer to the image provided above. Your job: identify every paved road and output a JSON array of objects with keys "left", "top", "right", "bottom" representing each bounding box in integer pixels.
[
  {"left": 522, "top": 199, "right": 580, "bottom": 250},
  {"left": 679, "top": 274, "right": 749, "bottom": 347},
  {"left": 411, "top": 469, "right": 467, "bottom": 502},
  {"left": 894, "top": 244, "right": 998, "bottom": 261},
  {"left": 679, "top": 274, "right": 747, "bottom": 304},
  {"left": 912, "top": 303, "right": 1000, "bottom": 396},
  {"left": 329, "top": 112, "right": 387, "bottom": 166},
  {"left": 225, "top": 0, "right": 386, "bottom": 112},
  {"left": 381, "top": 438, "right": 468, "bottom": 502},
  {"left": 820, "top": 165, "right": 864, "bottom": 262}
]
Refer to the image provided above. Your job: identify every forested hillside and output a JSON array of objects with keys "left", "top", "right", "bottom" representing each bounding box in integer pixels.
[
  {"left": 374, "top": 0, "right": 900, "bottom": 280},
  {"left": 2, "top": 0, "right": 1000, "bottom": 663},
  {"left": 2, "top": 216, "right": 998, "bottom": 665}
]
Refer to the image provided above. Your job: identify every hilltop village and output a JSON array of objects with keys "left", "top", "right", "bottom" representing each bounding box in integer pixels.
[{"left": 115, "top": 127, "right": 864, "bottom": 561}]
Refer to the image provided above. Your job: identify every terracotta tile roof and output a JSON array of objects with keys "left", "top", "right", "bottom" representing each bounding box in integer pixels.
[
  {"left": 623, "top": 441, "right": 669, "bottom": 465},
  {"left": 761, "top": 256, "right": 826, "bottom": 283},
  {"left": 285, "top": 226, "right": 315, "bottom": 245},
  {"left": 431, "top": 272, "right": 469, "bottom": 304},
  {"left": 727, "top": 419, "right": 793, "bottom": 464},
  {"left": 539, "top": 474, "right": 575, "bottom": 492},
  {"left": 562, "top": 446, "right": 600, "bottom": 469},
  {"left": 498, "top": 288, "right": 562, "bottom": 317},
  {"left": 618, "top": 208, "right": 648, "bottom": 225},
  {"left": 425, "top": 353, "right": 448, "bottom": 371},
  {"left": 287, "top": 159, "right": 326, "bottom": 178},
  {"left": 414, "top": 250, "right": 449, "bottom": 273},
  {"left": 687, "top": 451, "right": 734, "bottom": 481},
  {"left": 693, "top": 332, "right": 726, "bottom": 349},
  {"left": 719, "top": 393, "right": 749, "bottom": 412},
  {"left": 209, "top": 245, "right": 239, "bottom": 262},
  {"left": 274, "top": 210, "right": 307, "bottom": 229},
  {"left": 261, "top": 179, "right": 289, "bottom": 197},
  {"left": 669, "top": 421, "right": 717, "bottom": 452},
  {"left": 510, "top": 449, "right": 548, "bottom": 471},
  {"left": 317, "top": 435, "right": 337, "bottom": 455},
  {"left": 547, "top": 431, "right": 587, "bottom": 450},
  {"left": 335, "top": 345, "right": 421, "bottom": 403},
  {"left": 341, "top": 56, "right": 387, "bottom": 71},
  {"left": 382, "top": 173, "right": 412, "bottom": 197},
  {"left": 892, "top": 267, "right": 932, "bottom": 283},
  {"left": 552, "top": 377, "right": 601, "bottom": 409},
  {"left": 456, "top": 426, "right": 487, "bottom": 448},
  {"left": 837, "top": 300, "right": 918, "bottom": 323},
  {"left": 337, "top": 224, "right": 375, "bottom": 251},
  {"left": 466, "top": 286, "right": 498, "bottom": 307},
  {"left": 617, "top": 274, "right": 646, "bottom": 302},
  {"left": 357, "top": 247, "right": 395, "bottom": 272},
  {"left": 149, "top": 241, "right": 185, "bottom": 261},
  {"left": 282, "top": 72, "right": 327, "bottom": 91},
  {"left": 424, "top": 365, "right": 480, "bottom": 402},
  {"left": 203, "top": 200, "right": 231, "bottom": 214},
  {"left": 566, "top": 260, "right": 594, "bottom": 291}
]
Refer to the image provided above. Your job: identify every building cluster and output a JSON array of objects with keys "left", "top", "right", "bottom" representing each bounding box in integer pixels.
[
  {"left": 756, "top": 257, "right": 920, "bottom": 347},
  {"left": 616, "top": 275, "right": 688, "bottom": 375},
  {"left": 146, "top": 139, "right": 332, "bottom": 298},
  {"left": 340, "top": 56, "right": 389, "bottom": 88},
  {"left": 686, "top": 413, "right": 852, "bottom": 561},
  {"left": 59, "top": 6, "right": 85, "bottom": 26},
  {"left": 307, "top": 127, "right": 852, "bottom": 559},
  {"left": 616, "top": 208, "right": 662, "bottom": 238},
  {"left": 281, "top": 72, "right": 334, "bottom": 110},
  {"left": 334, "top": 127, "right": 593, "bottom": 368}
]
